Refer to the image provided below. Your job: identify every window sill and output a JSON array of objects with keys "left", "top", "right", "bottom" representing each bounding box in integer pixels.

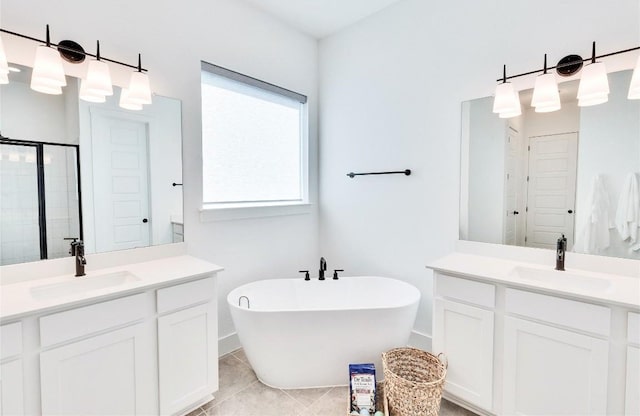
[{"left": 200, "top": 202, "right": 311, "bottom": 222}]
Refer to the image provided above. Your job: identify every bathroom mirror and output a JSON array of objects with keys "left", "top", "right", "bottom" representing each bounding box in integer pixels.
[
  {"left": 0, "top": 63, "right": 183, "bottom": 266},
  {"left": 460, "top": 69, "right": 640, "bottom": 260}
]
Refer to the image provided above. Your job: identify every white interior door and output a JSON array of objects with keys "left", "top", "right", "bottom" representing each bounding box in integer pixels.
[
  {"left": 503, "top": 127, "right": 523, "bottom": 245},
  {"left": 91, "top": 111, "right": 151, "bottom": 252},
  {"left": 525, "top": 133, "right": 578, "bottom": 249}
]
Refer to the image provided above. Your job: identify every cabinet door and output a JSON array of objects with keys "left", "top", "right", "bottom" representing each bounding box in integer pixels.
[
  {"left": 626, "top": 345, "right": 640, "bottom": 415},
  {"left": 433, "top": 298, "right": 494, "bottom": 410},
  {"left": 0, "top": 359, "right": 24, "bottom": 415},
  {"left": 40, "top": 322, "right": 155, "bottom": 415},
  {"left": 158, "top": 302, "right": 217, "bottom": 415},
  {"left": 503, "top": 317, "right": 609, "bottom": 415}
]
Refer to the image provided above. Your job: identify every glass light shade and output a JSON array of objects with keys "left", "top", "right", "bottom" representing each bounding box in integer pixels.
[
  {"left": 628, "top": 55, "right": 640, "bottom": 99},
  {"left": 577, "top": 62, "right": 609, "bottom": 104},
  {"left": 578, "top": 94, "right": 609, "bottom": 107},
  {"left": 82, "top": 59, "right": 113, "bottom": 97},
  {"left": 31, "top": 45, "right": 66, "bottom": 94},
  {"left": 493, "top": 82, "right": 521, "bottom": 117},
  {"left": 531, "top": 73, "right": 561, "bottom": 112},
  {"left": 119, "top": 88, "right": 143, "bottom": 110},
  {"left": 127, "top": 71, "right": 152, "bottom": 105},
  {"left": 0, "top": 36, "right": 8, "bottom": 74},
  {"left": 79, "top": 79, "right": 106, "bottom": 103}
]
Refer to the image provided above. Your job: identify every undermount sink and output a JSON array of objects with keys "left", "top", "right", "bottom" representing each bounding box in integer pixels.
[
  {"left": 30, "top": 271, "right": 140, "bottom": 300},
  {"left": 508, "top": 266, "right": 613, "bottom": 292}
]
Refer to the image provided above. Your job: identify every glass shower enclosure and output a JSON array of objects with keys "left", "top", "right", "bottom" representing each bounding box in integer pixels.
[{"left": 0, "top": 137, "right": 83, "bottom": 266}]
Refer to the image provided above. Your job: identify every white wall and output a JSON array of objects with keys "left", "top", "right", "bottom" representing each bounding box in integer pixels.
[
  {"left": 1, "top": 0, "right": 319, "bottom": 348},
  {"left": 319, "top": 0, "right": 640, "bottom": 343}
]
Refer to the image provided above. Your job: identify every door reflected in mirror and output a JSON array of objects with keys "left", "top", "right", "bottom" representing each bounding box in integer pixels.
[
  {"left": 0, "top": 64, "right": 183, "bottom": 266},
  {"left": 461, "top": 69, "right": 639, "bottom": 260}
]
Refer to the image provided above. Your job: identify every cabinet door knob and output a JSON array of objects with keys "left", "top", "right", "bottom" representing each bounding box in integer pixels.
[
  {"left": 513, "top": 211, "right": 519, "bottom": 215},
  {"left": 568, "top": 210, "right": 573, "bottom": 214},
  {"left": 142, "top": 218, "right": 148, "bottom": 223}
]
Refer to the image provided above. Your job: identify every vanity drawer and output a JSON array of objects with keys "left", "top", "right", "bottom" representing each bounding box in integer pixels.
[
  {"left": 505, "top": 288, "right": 610, "bottom": 336},
  {"left": 629, "top": 312, "right": 640, "bottom": 345},
  {"left": 157, "top": 277, "right": 215, "bottom": 314},
  {"left": 1, "top": 322, "right": 22, "bottom": 359},
  {"left": 435, "top": 273, "right": 495, "bottom": 308},
  {"left": 40, "top": 293, "right": 147, "bottom": 347}
]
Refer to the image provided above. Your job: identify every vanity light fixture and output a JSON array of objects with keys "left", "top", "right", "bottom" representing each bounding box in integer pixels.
[
  {"left": 79, "top": 41, "right": 113, "bottom": 102},
  {"left": 493, "top": 42, "right": 640, "bottom": 117},
  {"left": 30, "top": 25, "right": 66, "bottom": 95},
  {"left": 119, "top": 87, "right": 143, "bottom": 111},
  {"left": 492, "top": 65, "right": 521, "bottom": 118},
  {"left": 531, "top": 54, "right": 561, "bottom": 113},
  {"left": 577, "top": 42, "right": 609, "bottom": 106},
  {"left": 125, "top": 54, "right": 152, "bottom": 106},
  {"left": 627, "top": 54, "right": 640, "bottom": 99},
  {"left": 0, "top": 25, "right": 151, "bottom": 109}
]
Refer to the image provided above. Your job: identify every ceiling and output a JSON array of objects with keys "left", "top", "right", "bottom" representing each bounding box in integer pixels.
[{"left": 239, "top": 0, "right": 405, "bottom": 39}]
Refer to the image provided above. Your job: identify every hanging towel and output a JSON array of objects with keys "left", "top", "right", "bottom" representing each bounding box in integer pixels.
[
  {"left": 573, "top": 174, "right": 612, "bottom": 254},
  {"left": 614, "top": 172, "right": 640, "bottom": 245}
]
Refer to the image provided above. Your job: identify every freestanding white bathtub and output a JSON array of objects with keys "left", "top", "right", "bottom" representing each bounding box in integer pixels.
[{"left": 227, "top": 276, "right": 420, "bottom": 389}]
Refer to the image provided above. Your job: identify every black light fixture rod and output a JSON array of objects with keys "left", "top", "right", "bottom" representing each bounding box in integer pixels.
[
  {"left": 347, "top": 169, "right": 411, "bottom": 178},
  {"left": 496, "top": 44, "right": 640, "bottom": 82},
  {"left": 0, "top": 27, "right": 148, "bottom": 72}
]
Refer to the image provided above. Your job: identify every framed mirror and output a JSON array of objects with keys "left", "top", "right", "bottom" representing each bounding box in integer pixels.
[
  {"left": 461, "top": 69, "right": 639, "bottom": 260},
  {"left": 0, "top": 63, "right": 183, "bottom": 266}
]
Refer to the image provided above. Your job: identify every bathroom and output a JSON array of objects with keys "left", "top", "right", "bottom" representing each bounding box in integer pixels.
[{"left": 0, "top": 0, "right": 639, "bottom": 415}]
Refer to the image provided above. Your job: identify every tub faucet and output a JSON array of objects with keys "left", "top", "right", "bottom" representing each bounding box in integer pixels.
[
  {"left": 555, "top": 234, "right": 567, "bottom": 271},
  {"left": 319, "top": 257, "right": 327, "bottom": 280},
  {"left": 70, "top": 240, "right": 86, "bottom": 277}
]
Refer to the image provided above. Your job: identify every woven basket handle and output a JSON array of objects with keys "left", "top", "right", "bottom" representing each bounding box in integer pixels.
[{"left": 437, "top": 352, "right": 448, "bottom": 369}]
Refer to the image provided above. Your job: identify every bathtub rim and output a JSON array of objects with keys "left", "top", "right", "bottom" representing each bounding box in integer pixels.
[{"left": 227, "top": 275, "right": 421, "bottom": 314}]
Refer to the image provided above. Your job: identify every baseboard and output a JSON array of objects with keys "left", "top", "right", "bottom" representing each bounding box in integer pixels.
[
  {"left": 408, "top": 329, "right": 433, "bottom": 352},
  {"left": 218, "top": 332, "right": 241, "bottom": 356}
]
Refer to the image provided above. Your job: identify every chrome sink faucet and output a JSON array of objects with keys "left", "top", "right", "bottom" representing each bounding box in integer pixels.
[
  {"left": 70, "top": 240, "right": 86, "bottom": 277},
  {"left": 555, "top": 234, "right": 567, "bottom": 271},
  {"left": 319, "top": 257, "right": 327, "bottom": 280}
]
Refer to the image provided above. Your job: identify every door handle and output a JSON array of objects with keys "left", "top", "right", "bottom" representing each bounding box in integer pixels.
[{"left": 142, "top": 218, "right": 148, "bottom": 223}]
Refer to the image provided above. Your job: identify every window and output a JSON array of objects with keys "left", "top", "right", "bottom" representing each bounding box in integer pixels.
[{"left": 201, "top": 62, "right": 308, "bottom": 212}]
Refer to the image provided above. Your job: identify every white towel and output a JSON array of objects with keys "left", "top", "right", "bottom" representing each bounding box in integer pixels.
[
  {"left": 615, "top": 172, "right": 640, "bottom": 244},
  {"left": 573, "top": 174, "right": 611, "bottom": 254}
]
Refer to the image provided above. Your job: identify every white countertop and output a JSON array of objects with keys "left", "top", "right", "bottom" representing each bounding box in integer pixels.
[
  {"left": 428, "top": 253, "right": 640, "bottom": 310},
  {"left": 1, "top": 255, "right": 223, "bottom": 322}
]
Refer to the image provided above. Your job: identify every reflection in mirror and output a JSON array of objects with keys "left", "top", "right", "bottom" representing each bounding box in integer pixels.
[
  {"left": 461, "top": 69, "right": 639, "bottom": 260},
  {"left": 0, "top": 64, "right": 183, "bottom": 266}
]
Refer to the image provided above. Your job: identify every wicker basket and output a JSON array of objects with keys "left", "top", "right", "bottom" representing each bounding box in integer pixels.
[{"left": 382, "top": 347, "right": 447, "bottom": 416}]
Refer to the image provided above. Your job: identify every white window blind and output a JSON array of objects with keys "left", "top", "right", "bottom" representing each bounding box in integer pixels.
[{"left": 201, "top": 62, "right": 308, "bottom": 207}]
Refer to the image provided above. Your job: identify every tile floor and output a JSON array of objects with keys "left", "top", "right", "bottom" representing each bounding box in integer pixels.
[{"left": 185, "top": 349, "right": 477, "bottom": 416}]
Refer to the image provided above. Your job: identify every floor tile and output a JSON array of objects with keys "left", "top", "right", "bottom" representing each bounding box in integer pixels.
[
  {"left": 207, "top": 354, "right": 257, "bottom": 406},
  {"left": 305, "top": 386, "right": 349, "bottom": 416},
  {"left": 281, "top": 387, "right": 331, "bottom": 408},
  {"left": 205, "top": 380, "right": 301, "bottom": 416},
  {"left": 231, "top": 348, "right": 250, "bottom": 364}
]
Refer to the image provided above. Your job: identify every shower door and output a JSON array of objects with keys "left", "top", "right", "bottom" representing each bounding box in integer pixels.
[{"left": 0, "top": 139, "right": 83, "bottom": 265}]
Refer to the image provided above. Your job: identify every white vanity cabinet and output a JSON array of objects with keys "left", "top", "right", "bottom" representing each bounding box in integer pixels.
[
  {"left": 432, "top": 270, "right": 638, "bottom": 416},
  {"left": 433, "top": 275, "right": 495, "bottom": 410},
  {"left": 627, "top": 312, "right": 640, "bottom": 415},
  {"left": 0, "top": 322, "right": 25, "bottom": 416},
  {"left": 157, "top": 278, "right": 218, "bottom": 415},
  {"left": 39, "top": 294, "right": 156, "bottom": 415},
  {"left": 502, "top": 289, "right": 610, "bottom": 415}
]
